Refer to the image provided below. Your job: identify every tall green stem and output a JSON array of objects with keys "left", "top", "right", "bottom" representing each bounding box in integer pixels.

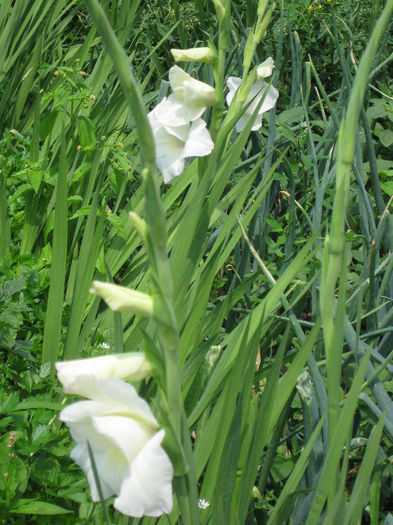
[
  {"left": 320, "top": 0, "right": 393, "bottom": 452},
  {"left": 83, "top": 1, "right": 199, "bottom": 522}
]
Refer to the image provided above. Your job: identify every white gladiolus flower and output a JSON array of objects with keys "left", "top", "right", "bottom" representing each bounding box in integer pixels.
[
  {"left": 226, "top": 73, "right": 279, "bottom": 133},
  {"left": 56, "top": 353, "right": 152, "bottom": 396},
  {"left": 148, "top": 97, "right": 214, "bottom": 183},
  {"left": 59, "top": 377, "right": 173, "bottom": 517},
  {"left": 168, "top": 65, "right": 216, "bottom": 121}
]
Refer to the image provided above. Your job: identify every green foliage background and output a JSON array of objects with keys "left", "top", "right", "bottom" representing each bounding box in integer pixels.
[{"left": 0, "top": 0, "right": 392, "bottom": 523}]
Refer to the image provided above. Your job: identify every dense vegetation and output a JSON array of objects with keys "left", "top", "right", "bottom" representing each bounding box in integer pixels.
[{"left": 0, "top": 0, "right": 392, "bottom": 523}]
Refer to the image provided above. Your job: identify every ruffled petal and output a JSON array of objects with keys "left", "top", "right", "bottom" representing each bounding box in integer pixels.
[
  {"left": 183, "top": 119, "right": 214, "bottom": 158},
  {"left": 150, "top": 121, "right": 188, "bottom": 182},
  {"left": 114, "top": 430, "right": 173, "bottom": 517},
  {"left": 167, "top": 93, "right": 205, "bottom": 122},
  {"left": 148, "top": 96, "right": 190, "bottom": 126},
  {"left": 90, "top": 378, "right": 159, "bottom": 428},
  {"left": 258, "top": 84, "right": 279, "bottom": 114},
  {"left": 91, "top": 415, "right": 154, "bottom": 463},
  {"left": 70, "top": 443, "right": 118, "bottom": 501},
  {"left": 169, "top": 66, "right": 215, "bottom": 107},
  {"left": 225, "top": 76, "right": 241, "bottom": 106},
  {"left": 60, "top": 400, "right": 112, "bottom": 451},
  {"left": 156, "top": 152, "right": 185, "bottom": 183}
]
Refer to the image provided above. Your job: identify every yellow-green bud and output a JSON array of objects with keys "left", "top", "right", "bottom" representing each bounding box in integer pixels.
[
  {"left": 91, "top": 281, "right": 153, "bottom": 318},
  {"left": 171, "top": 47, "right": 216, "bottom": 64},
  {"left": 212, "top": 0, "right": 226, "bottom": 21},
  {"left": 129, "top": 212, "right": 148, "bottom": 241},
  {"left": 257, "top": 0, "right": 269, "bottom": 17}
]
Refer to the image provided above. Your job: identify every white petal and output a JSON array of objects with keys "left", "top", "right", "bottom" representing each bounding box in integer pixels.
[
  {"left": 225, "top": 76, "right": 241, "bottom": 106},
  {"left": 151, "top": 123, "right": 188, "bottom": 182},
  {"left": 168, "top": 65, "right": 191, "bottom": 92},
  {"left": 159, "top": 120, "right": 190, "bottom": 143},
  {"left": 235, "top": 114, "right": 251, "bottom": 133},
  {"left": 167, "top": 93, "right": 205, "bottom": 122},
  {"left": 183, "top": 119, "right": 214, "bottom": 158},
  {"left": 60, "top": 400, "right": 113, "bottom": 451},
  {"left": 153, "top": 127, "right": 185, "bottom": 156},
  {"left": 148, "top": 96, "right": 190, "bottom": 126},
  {"left": 91, "top": 378, "right": 159, "bottom": 429},
  {"left": 114, "top": 430, "right": 173, "bottom": 517},
  {"left": 258, "top": 84, "right": 279, "bottom": 114},
  {"left": 227, "top": 77, "right": 279, "bottom": 131},
  {"left": 61, "top": 377, "right": 159, "bottom": 429},
  {"left": 158, "top": 155, "right": 185, "bottom": 183},
  {"left": 92, "top": 415, "right": 154, "bottom": 463},
  {"left": 70, "top": 443, "right": 116, "bottom": 501},
  {"left": 250, "top": 113, "right": 264, "bottom": 131},
  {"left": 256, "top": 56, "right": 274, "bottom": 79},
  {"left": 169, "top": 65, "right": 215, "bottom": 107}
]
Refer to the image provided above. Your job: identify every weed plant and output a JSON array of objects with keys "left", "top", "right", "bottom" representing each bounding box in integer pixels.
[{"left": 0, "top": 0, "right": 392, "bottom": 523}]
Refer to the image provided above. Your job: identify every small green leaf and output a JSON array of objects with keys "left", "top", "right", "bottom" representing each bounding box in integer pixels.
[
  {"left": 379, "top": 129, "right": 393, "bottom": 147},
  {"left": 76, "top": 115, "right": 96, "bottom": 147},
  {"left": 27, "top": 170, "right": 43, "bottom": 193},
  {"left": 381, "top": 180, "right": 393, "bottom": 195},
  {"left": 69, "top": 206, "right": 92, "bottom": 219},
  {"left": 71, "top": 161, "right": 92, "bottom": 184}
]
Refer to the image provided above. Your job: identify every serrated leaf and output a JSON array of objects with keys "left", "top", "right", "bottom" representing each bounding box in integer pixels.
[
  {"left": 0, "top": 392, "right": 20, "bottom": 414},
  {"left": 71, "top": 161, "right": 92, "bottom": 184},
  {"left": 69, "top": 206, "right": 92, "bottom": 219},
  {"left": 0, "top": 276, "right": 26, "bottom": 301}
]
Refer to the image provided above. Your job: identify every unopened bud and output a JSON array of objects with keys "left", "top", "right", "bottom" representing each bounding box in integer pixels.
[
  {"left": 212, "top": 0, "right": 226, "bottom": 21},
  {"left": 129, "top": 212, "right": 148, "bottom": 241},
  {"left": 56, "top": 352, "right": 152, "bottom": 396},
  {"left": 171, "top": 47, "right": 216, "bottom": 64},
  {"left": 91, "top": 281, "right": 153, "bottom": 318}
]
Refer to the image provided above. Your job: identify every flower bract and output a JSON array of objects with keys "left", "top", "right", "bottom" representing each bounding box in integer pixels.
[{"left": 59, "top": 376, "right": 173, "bottom": 517}]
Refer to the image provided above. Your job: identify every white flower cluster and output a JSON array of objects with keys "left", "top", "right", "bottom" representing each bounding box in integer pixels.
[
  {"left": 226, "top": 57, "right": 279, "bottom": 133},
  {"left": 56, "top": 354, "right": 173, "bottom": 518},
  {"left": 148, "top": 57, "right": 279, "bottom": 183}
]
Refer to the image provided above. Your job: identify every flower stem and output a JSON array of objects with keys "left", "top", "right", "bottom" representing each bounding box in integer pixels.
[
  {"left": 210, "top": 0, "right": 231, "bottom": 141},
  {"left": 83, "top": 1, "right": 198, "bottom": 518}
]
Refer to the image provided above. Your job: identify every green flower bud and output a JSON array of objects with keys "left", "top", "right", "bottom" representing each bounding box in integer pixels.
[{"left": 171, "top": 47, "right": 216, "bottom": 64}]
